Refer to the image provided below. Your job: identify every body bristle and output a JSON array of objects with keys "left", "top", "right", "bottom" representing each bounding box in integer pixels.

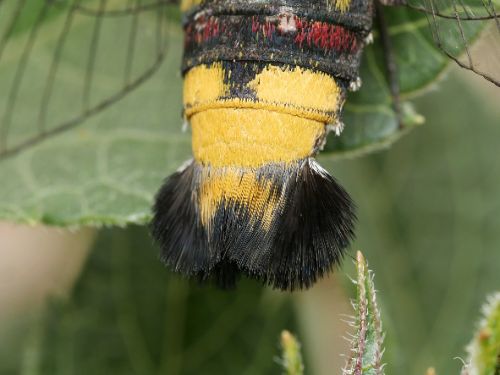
[
  {"left": 262, "top": 159, "right": 356, "bottom": 290},
  {"left": 151, "top": 161, "right": 217, "bottom": 275},
  {"left": 196, "top": 260, "right": 241, "bottom": 290},
  {"left": 151, "top": 158, "right": 356, "bottom": 291}
]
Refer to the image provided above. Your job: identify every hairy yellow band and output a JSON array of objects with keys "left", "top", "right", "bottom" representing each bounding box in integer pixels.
[
  {"left": 199, "top": 170, "right": 280, "bottom": 230},
  {"left": 184, "top": 63, "right": 340, "bottom": 124},
  {"left": 191, "top": 108, "right": 325, "bottom": 167}
]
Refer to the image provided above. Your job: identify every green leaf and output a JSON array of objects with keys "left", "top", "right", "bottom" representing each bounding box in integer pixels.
[
  {"left": 323, "top": 4, "right": 483, "bottom": 157},
  {"left": 465, "top": 292, "right": 500, "bottom": 375},
  {"left": 0, "top": 8, "right": 190, "bottom": 226},
  {"left": 0, "top": 1, "right": 484, "bottom": 225},
  {"left": 343, "top": 251, "right": 385, "bottom": 375},
  {"left": 3, "top": 226, "right": 298, "bottom": 375}
]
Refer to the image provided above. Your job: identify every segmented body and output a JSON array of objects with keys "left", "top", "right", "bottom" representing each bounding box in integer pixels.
[{"left": 152, "top": 0, "right": 372, "bottom": 290}]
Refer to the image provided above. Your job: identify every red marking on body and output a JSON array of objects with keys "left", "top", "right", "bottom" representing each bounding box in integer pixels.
[
  {"left": 252, "top": 16, "right": 260, "bottom": 33},
  {"left": 185, "top": 16, "right": 220, "bottom": 45},
  {"left": 186, "top": 15, "right": 358, "bottom": 53},
  {"left": 292, "top": 18, "right": 357, "bottom": 52}
]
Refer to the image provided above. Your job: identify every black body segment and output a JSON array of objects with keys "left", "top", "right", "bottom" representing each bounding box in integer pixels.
[{"left": 182, "top": 0, "right": 373, "bottom": 83}]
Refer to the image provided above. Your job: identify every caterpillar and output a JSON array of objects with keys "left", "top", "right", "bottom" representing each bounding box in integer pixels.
[{"left": 151, "top": 0, "right": 373, "bottom": 290}]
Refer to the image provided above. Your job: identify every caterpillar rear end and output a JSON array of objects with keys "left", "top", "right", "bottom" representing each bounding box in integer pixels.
[{"left": 151, "top": 0, "right": 373, "bottom": 290}]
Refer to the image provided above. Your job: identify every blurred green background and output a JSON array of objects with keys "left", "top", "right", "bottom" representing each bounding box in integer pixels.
[
  {"left": 0, "top": 1, "right": 499, "bottom": 375},
  {"left": 333, "top": 70, "right": 500, "bottom": 374}
]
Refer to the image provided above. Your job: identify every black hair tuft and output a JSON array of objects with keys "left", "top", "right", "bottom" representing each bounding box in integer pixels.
[{"left": 151, "top": 158, "right": 356, "bottom": 291}]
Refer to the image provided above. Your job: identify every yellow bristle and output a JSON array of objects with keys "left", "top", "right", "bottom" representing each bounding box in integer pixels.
[
  {"left": 199, "top": 170, "right": 282, "bottom": 231},
  {"left": 327, "top": 0, "right": 352, "bottom": 12}
]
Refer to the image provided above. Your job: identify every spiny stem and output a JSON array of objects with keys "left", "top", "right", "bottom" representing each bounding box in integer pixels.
[
  {"left": 280, "top": 330, "right": 304, "bottom": 375},
  {"left": 355, "top": 251, "right": 368, "bottom": 375},
  {"left": 343, "top": 251, "right": 386, "bottom": 375}
]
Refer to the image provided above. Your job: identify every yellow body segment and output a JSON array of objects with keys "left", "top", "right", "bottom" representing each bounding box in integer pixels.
[
  {"left": 191, "top": 108, "right": 325, "bottom": 167},
  {"left": 184, "top": 63, "right": 342, "bottom": 168}
]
